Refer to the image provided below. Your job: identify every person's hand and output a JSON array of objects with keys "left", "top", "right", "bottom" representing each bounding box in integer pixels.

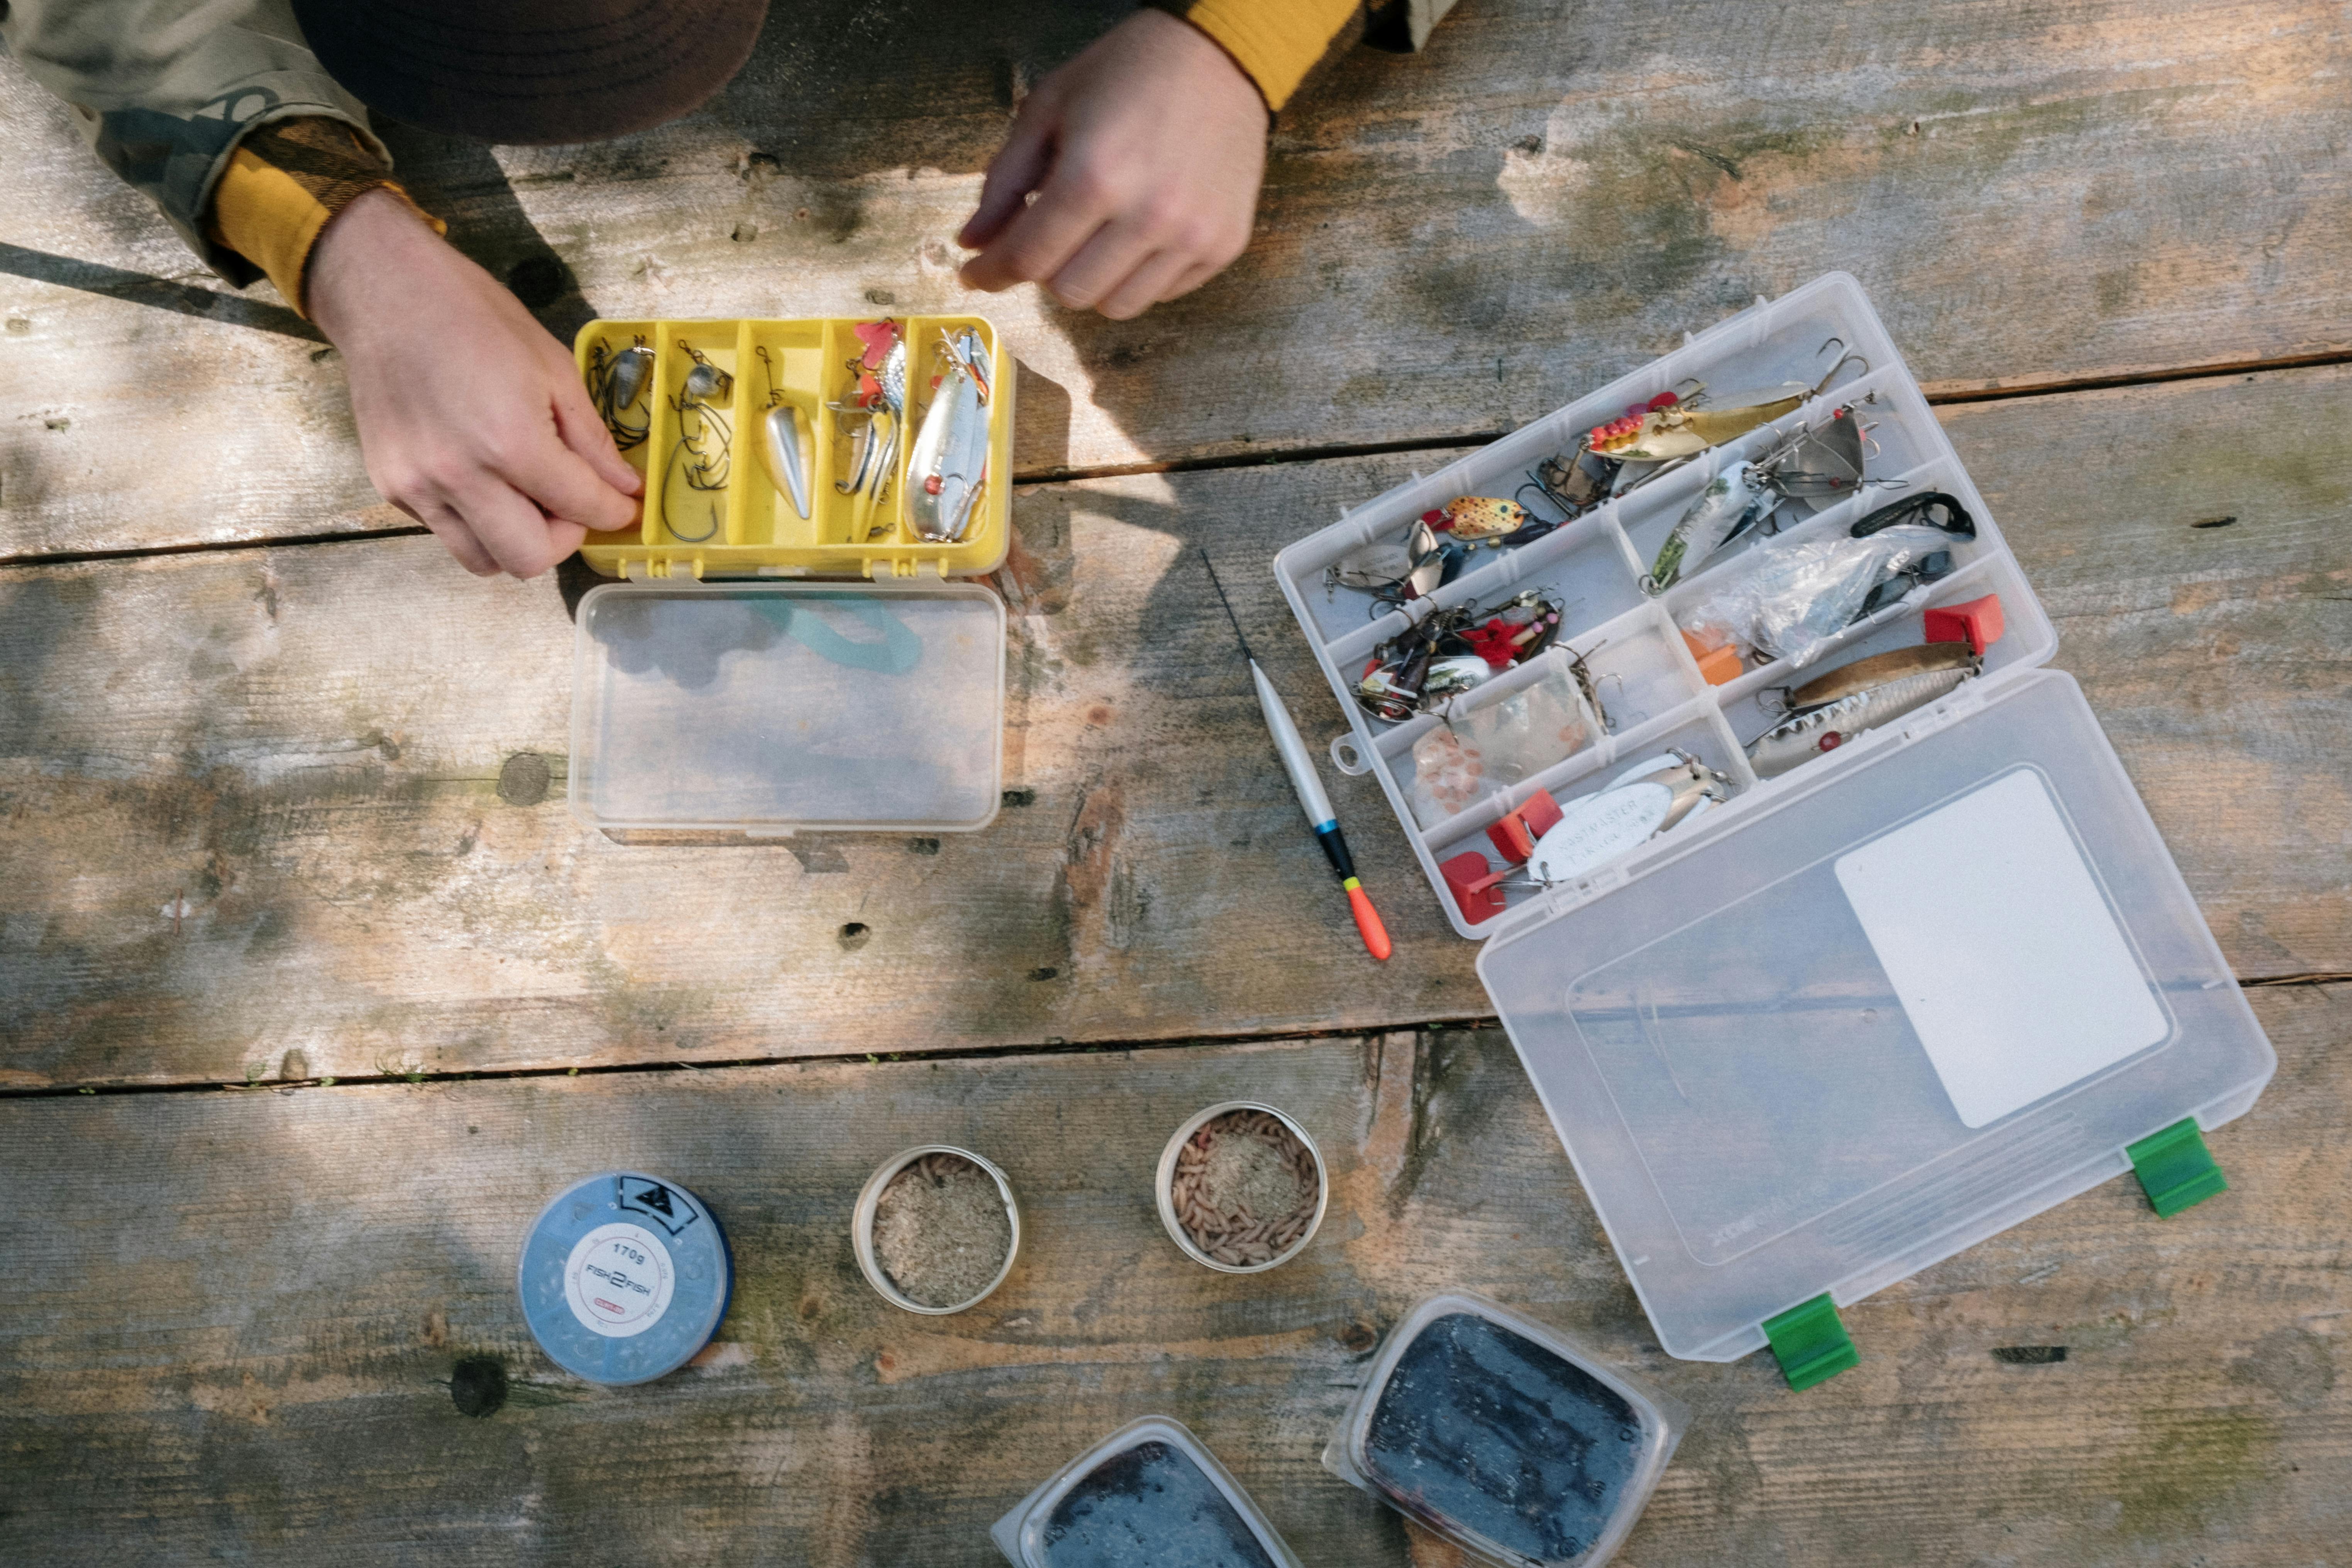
[
  {"left": 307, "top": 188, "right": 642, "bottom": 578},
  {"left": 958, "top": 9, "right": 1268, "bottom": 320}
]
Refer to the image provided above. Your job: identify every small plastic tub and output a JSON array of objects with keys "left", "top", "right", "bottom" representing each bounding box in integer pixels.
[
  {"left": 1323, "top": 1293, "right": 1684, "bottom": 1568},
  {"left": 517, "top": 1170, "right": 733, "bottom": 1386},
  {"left": 1155, "top": 1101, "right": 1328, "bottom": 1275},
  {"left": 991, "top": 1414, "right": 1304, "bottom": 1568},
  {"left": 853, "top": 1144, "right": 1022, "bottom": 1314}
]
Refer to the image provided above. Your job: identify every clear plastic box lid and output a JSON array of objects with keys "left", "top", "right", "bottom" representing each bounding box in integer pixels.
[
  {"left": 569, "top": 580, "right": 1005, "bottom": 838},
  {"left": 990, "top": 1415, "right": 1304, "bottom": 1568},
  {"left": 1478, "top": 668, "right": 2276, "bottom": 1361},
  {"left": 1322, "top": 1293, "right": 1683, "bottom": 1568}
]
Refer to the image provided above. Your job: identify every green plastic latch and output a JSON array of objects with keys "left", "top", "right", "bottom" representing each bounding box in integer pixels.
[
  {"left": 1763, "top": 1293, "right": 1858, "bottom": 1391},
  {"left": 2128, "top": 1118, "right": 2227, "bottom": 1217}
]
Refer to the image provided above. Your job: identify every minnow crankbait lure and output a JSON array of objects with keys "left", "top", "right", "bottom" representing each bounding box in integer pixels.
[{"left": 1746, "top": 642, "right": 1983, "bottom": 777}]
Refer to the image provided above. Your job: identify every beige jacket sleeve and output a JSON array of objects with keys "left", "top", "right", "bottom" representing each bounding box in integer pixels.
[{"left": 0, "top": 0, "right": 386, "bottom": 285}]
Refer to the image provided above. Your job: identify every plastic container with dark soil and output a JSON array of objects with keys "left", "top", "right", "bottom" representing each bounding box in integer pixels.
[
  {"left": 1323, "top": 1294, "right": 1683, "bottom": 1568},
  {"left": 991, "top": 1416, "right": 1303, "bottom": 1568}
]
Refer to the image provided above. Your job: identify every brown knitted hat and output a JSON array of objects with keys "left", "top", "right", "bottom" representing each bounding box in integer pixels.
[{"left": 291, "top": 0, "right": 771, "bottom": 145}]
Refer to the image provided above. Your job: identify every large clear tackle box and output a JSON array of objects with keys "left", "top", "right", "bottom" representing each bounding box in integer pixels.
[
  {"left": 565, "top": 317, "right": 1011, "bottom": 841},
  {"left": 1272, "top": 273, "right": 2274, "bottom": 1371}
]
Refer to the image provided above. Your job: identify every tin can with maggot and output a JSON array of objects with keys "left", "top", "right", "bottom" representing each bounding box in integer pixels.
[{"left": 1157, "top": 1101, "right": 1328, "bottom": 1275}]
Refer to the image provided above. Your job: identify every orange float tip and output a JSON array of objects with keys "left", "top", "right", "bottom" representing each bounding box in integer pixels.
[{"left": 1347, "top": 883, "right": 1393, "bottom": 962}]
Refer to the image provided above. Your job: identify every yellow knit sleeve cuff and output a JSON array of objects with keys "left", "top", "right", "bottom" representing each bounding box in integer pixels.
[
  {"left": 205, "top": 117, "right": 444, "bottom": 318},
  {"left": 1163, "top": 0, "right": 1364, "bottom": 112}
]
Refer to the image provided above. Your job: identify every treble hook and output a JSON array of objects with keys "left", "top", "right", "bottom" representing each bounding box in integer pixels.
[{"left": 1810, "top": 336, "right": 1870, "bottom": 396}]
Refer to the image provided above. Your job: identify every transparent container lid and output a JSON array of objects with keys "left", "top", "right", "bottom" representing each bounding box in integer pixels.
[
  {"left": 1322, "top": 1293, "right": 1683, "bottom": 1568},
  {"left": 1478, "top": 669, "right": 2275, "bottom": 1361},
  {"left": 991, "top": 1415, "right": 1304, "bottom": 1568},
  {"left": 569, "top": 580, "right": 1005, "bottom": 838}
]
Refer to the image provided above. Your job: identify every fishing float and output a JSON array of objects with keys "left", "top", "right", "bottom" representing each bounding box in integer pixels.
[{"left": 1202, "top": 550, "right": 1392, "bottom": 962}]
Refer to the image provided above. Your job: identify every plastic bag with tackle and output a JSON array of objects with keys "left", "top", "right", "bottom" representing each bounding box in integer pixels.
[
  {"left": 1676, "top": 492, "right": 1977, "bottom": 671},
  {"left": 1407, "top": 649, "right": 1606, "bottom": 828}
]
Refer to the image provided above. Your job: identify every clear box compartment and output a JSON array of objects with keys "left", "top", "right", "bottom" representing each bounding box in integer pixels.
[
  {"left": 1284, "top": 275, "right": 2052, "bottom": 939},
  {"left": 572, "top": 315, "right": 1013, "bottom": 581},
  {"left": 568, "top": 580, "right": 1005, "bottom": 840}
]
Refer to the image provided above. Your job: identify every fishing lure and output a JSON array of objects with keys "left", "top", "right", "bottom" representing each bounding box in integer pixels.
[
  {"left": 1527, "top": 751, "right": 1729, "bottom": 884},
  {"left": 1355, "top": 591, "right": 1573, "bottom": 723},
  {"left": 1746, "top": 642, "right": 1984, "bottom": 777},
  {"left": 587, "top": 338, "right": 654, "bottom": 451},
  {"left": 678, "top": 340, "right": 733, "bottom": 405},
  {"left": 906, "top": 328, "right": 993, "bottom": 543},
  {"left": 753, "top": 345, "right": 813, "bottom": 522},
  {"left": 1530, "top": 448, "right": 1617, "bottom": 513},
  {"left": 1584, "top": 340, "right": 1867, "bottom": 466},
  {"left": 661, "top": 341, "right": 732, "bottom": 544},
  {"left": 1641, "top": 402, "right": 1880, "bottom": 593},
  {"left": 1439, "top": 750, "right": 1731, "bottom": 921},
  {"left": 1433, "top": 496, "right": 1536, "bottom": 541},
  {"left": 829, "top": 321, "right": 908, "bottom": 535},
  {"left": 1327, "top": 483, "right": 1572, "bottom": 607}
]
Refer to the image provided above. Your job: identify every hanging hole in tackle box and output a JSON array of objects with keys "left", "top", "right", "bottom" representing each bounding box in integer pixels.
[
  {"left": 1269, "top": 273, "right": 2273, "bottom": 1387},
  {"left": 567, "top": 316, "right": 1016, "bottom": 842}
]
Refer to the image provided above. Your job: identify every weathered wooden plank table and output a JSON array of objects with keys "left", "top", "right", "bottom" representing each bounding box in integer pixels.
[{"left": 3, "top": 2, "right": 2348, "bottom": 1563}]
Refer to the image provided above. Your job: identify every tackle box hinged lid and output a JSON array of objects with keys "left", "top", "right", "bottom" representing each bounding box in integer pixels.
[
  {"left": 1273, "top": 274, "right": 2273, "bottom": 1365},
  {"left": 567, "top": 579, "right": 1006, "bottom": 840},
  {"left": 1473, "top": 626, "right": 2273, "bottom": 1367}
]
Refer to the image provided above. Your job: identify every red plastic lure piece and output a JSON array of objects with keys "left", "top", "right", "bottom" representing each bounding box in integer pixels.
[
  {"left": 852, "top": 318, "right": 900, "bottom": 368},
  {"left": 1460, "top": 618, "right": 1522, "bottom": 669},
  {"left": 1486, "top": 790, "right": 1565, "bottom": 863},
  {"left": 1923, "top": 593, "right": 2005, "bottom": 657},
  {"left": 1442, "top": 851, "right": 1511, "bottom": 924}
]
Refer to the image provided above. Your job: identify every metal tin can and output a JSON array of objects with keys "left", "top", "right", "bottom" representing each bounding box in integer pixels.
[
  {"left": 1155, "top": 1101, "right": 1328, "bottom": 1275},
  {"left": 853, "top": 1143, "right": 1022, "bottom": 1314}
]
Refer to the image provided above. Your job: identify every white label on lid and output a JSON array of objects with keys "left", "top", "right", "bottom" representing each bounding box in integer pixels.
[
  {"left": 564, "top": 1223, "right": 676, "bottom": 1338},
  {"left": 1835, "top": 767, "right": 2171, "bottom": 1128}
]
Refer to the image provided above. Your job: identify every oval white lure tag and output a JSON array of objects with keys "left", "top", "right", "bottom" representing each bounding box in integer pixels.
[
  {"left": 1529, "top": 781, "right": 1675, "bottom": 884},
  {"left": 564, "top": 1222, "right": 676, "bottom": 1338}
]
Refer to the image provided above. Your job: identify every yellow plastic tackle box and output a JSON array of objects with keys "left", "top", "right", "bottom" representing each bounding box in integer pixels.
[
  {"left": 564, "top": 315, "right": 1011, "bottom": 842},
  {"left": 571, "top": 314, "right": 1013, "bottom": 580}
]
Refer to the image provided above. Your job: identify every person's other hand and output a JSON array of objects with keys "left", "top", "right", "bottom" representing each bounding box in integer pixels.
[
  {"left": 307, "top": 189, "right": 642, "bottom": 578},
  {"left": 958, "top": 9, "right": 1268, "bottom": 320}
]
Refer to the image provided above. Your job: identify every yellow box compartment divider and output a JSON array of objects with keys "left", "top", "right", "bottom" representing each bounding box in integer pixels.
[{"left": 572, "top": 315, "right": 1014, "bottom": 581}]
